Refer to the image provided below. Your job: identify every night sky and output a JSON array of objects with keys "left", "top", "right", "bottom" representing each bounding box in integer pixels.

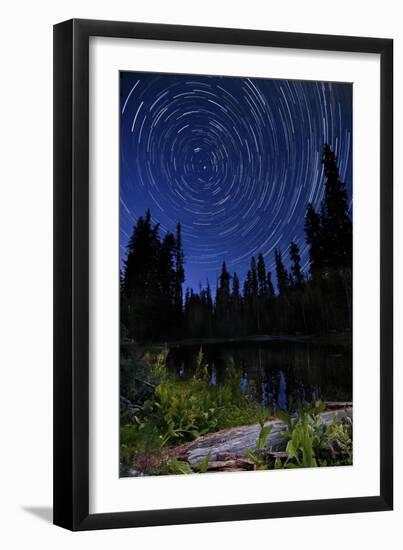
[{"left": 120, "top": 72, "right": 352, "bottom": 294}]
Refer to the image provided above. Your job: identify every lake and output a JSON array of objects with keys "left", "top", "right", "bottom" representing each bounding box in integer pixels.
[{"left": 166, "top": 338, "right": 352, "bottom": 411}]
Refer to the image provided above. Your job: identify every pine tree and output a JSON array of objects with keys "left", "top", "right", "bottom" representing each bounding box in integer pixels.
[
  {"left": 267, "top": 271, "right": 275, "bottom": 298},
  {"left": 243, "top": 270, "right": 252, "bottom": 302},
  {"left": 321, "top": 144, "right": 352, "bottom": 270},
  {"left": 305, "top": 144, "right": 352, "bottom": 278},
  {"left": 159, "top": 232, "right": 176, "bottom": 301},
  {"left": 121, "top": 209, "right": 187, "bottom": 341},
  {"left": 230, "top": 272, "right": 242, "bottom": 335},
  {"left": 174, "top": 222, "right": 185, "bottom": 310},
  {"left": 250, "top": 256, "right": 258, "bottom": 298},
  {"left": 275, "top": 248, "right": 289, "bottom": 295},
  {"left": 257, "top": 253, "right": 267, "bottom": 296},
  {"left": 205, "top": 280, "right": 213, "bottom": 311},
  {"left": 216, "top": 262, "right": 231, "bottom": 312},
  {"left": 215, "top": 262, "right": 232, "bottom": 334},
  {"left": 305, "top": 203, "right": 324, "bottom": 277},
  {"left": 122, "top": 209, "right": 162, "bottom": 340},
  {"left": 232, "top": 272, "right": 241, "bottom": 304},
  {"left": 123, "top": 209, "right": 150, "bottom": 295},
  {"left": 185, "top": 287, "right": 190, "bottom": 308},
  {"left": 289, "top": 241, "right": 304, "bottom": 286},
  {"left": 218, "top": 261, "right": 231, "bottom": 296}
]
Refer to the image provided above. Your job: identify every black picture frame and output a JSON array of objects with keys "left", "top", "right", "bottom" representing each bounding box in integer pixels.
[{"left": 53, "top": 18, "right": 393, "bottom": 531}]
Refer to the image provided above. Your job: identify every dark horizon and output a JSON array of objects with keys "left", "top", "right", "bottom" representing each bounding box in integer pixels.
[{"left": 120, "top": 72, "right": 352, "bottom": 295}]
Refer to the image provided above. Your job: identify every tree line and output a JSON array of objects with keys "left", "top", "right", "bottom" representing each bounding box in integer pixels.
[{"left": 121, "top": 144, "right": 352, "bottom": 342}]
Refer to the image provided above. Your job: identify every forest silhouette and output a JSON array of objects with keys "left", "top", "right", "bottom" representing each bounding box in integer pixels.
[{"left": 121, "top": 144, "right": 352, "bottom": 342}]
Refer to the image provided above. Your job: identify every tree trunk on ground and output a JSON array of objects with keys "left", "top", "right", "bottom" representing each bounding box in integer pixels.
[{"left": 174, "top": 404, "right": 352, "bottom": 467}]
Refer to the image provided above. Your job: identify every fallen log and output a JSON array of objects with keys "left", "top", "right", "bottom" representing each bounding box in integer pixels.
[
  {"left": 176, "top": 405, "right": 352, "bottom": 467},
  {"left": 324, "top": 401, "right": 352, "bottom": 410},
  {"left": 206, "top": 458, "right": 256, "bottom": 472}
]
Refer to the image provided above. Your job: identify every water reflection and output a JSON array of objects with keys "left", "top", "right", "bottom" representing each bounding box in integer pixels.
[
  {"left": 210, "top": 365, "right": 217, "bottom": 386},
  {"left": 167, "top": 339, "right": 352, "bottom": 410}
]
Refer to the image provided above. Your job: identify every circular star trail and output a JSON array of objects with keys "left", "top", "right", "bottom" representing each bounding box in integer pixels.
[{"left": 120, "top": 72, "right": 352, "bottom": 292}]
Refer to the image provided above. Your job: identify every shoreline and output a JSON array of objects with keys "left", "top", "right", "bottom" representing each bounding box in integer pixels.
[{"left": 124, "top": 331, "right": 352, "bottom": 351}]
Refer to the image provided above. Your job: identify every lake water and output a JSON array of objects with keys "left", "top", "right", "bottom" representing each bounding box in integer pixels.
[{"left": 167, "top": 339, "right": 352, "bottom": 411}]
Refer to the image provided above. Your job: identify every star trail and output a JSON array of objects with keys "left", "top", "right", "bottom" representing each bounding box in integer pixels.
[{"left": 120, "top": 71, "right": 352, "bottom": 294}]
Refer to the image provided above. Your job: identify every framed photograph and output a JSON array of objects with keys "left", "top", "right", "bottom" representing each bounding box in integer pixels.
[{"left": 53, "top": 19, "right": 393, "bottom": 530}]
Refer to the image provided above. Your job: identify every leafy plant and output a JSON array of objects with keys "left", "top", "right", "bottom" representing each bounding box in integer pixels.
[
  {"left": 193, "top": 452, "right": 212, "bottom": 473},
  {"left": 284, "top": 416, "right": 317, "bottom": 468},
  {"left": 194, "top": 346, "right": 209, "bottom": 381},
  {"left": 245, "top": 448, "right": 266, "bottom": 470},
  {"left": 158, "top": 458, "right": 194, "bottom": 475},
  {"left": 245, "top": 415, "right": 273, "bottom": 469},
  {"left": 276, "top": 401, "right": 352, "bottom": 469},
  {"left": 257, "top": 423, "right": 272, "bottom": 450}
]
